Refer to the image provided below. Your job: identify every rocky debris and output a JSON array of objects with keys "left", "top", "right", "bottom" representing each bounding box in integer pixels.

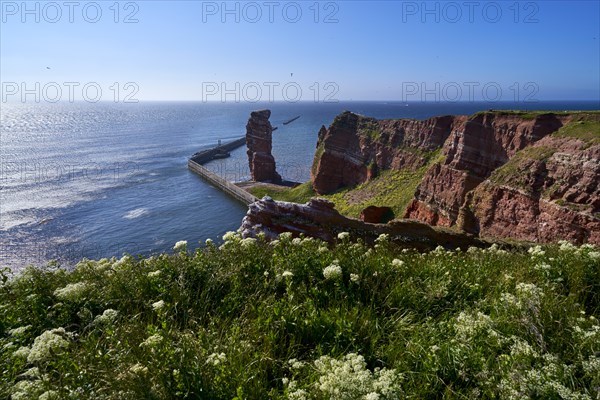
[
  {"left": 240, "top": 197, "right": 487, "bottom": 250},
  {"left": 246, "top": 110, "right": 281, "bottom": 183},
  {"left": 360, "top": 206, "right": 394, "bottom": 223}
]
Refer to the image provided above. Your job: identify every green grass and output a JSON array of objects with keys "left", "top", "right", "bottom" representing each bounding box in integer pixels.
[
  {"left": 322, "top": 167, "right": 430, "bottom": 219},
  {"left": 489, "top": 146, "right": 557, "bottom": 193},
  {"left": 357, "top": 118, "right": 381, "bottom": 140},
  {"left": 1, "top": 238, "right": 599, "bottom": 399},
  {"left": 249, "top": 182, "right": 315, "bottom": 204},
  {"left": 552, "top": 114, "right": 600, "bottom": 145},
  {"left": 254, "top": 150, "right": 444, "bottom": 220},
  {"left": 472, "top": 110, "right": 600, "bottom": 120}
]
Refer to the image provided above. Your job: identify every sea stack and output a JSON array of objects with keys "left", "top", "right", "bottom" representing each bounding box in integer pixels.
[{"left": 246, "top": 110, "right": 282, "bottom": 183}]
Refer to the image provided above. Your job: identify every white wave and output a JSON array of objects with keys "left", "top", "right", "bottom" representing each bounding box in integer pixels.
[{"left": 123, "top": 208, "right": 150, "bottom": 220}]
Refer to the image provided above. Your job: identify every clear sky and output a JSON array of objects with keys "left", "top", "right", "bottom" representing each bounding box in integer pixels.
[{"left": 1, "top": 0, "right": 599, "bottom": 102}]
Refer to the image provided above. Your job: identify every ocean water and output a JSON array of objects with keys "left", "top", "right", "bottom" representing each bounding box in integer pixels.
[{"left": 1, "top": 101, "right": 598, "bottom": 272}]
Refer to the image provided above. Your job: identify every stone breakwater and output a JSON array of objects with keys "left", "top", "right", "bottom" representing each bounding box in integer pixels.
[{"left": 187, "top": 137, "right": 257, "bottom": 206}]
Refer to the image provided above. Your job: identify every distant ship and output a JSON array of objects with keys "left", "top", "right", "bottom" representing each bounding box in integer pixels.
[{"left": 283, "top": 116, "right": 300, "bottom": 125}]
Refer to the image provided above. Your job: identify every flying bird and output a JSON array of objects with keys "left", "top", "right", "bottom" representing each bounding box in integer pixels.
[{"left": 46, "top": 67, "right": 51, "bottom": 69}]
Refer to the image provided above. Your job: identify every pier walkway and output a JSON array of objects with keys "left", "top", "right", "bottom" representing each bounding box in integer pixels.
[{"left": 187, "top": 138, "right": 258, "bottom": 206}]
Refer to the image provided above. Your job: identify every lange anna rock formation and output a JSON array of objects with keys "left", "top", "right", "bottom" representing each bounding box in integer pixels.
[{"left": 246, "top": 110, "right": 282, "bottom": 183}]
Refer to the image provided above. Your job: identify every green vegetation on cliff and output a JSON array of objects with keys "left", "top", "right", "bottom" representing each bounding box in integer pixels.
[
  {"left": 1, "top": 237, "right": 599, "bottom": 399},
  {"left": 253, "top": 150, "right": 445, "bottom": 220},
  {"left": 552, "top": 114, "right": 600, "bottom": 145},
  {"left": 472, "top": 110, "right": 600, "bottom": 120}
]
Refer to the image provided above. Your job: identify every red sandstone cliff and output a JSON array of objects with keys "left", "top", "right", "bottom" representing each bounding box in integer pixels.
[
  {"left": 311, "top": 111, "right": 458, "bottom": 194},
  {"left": 246, "top": 110, "right": 282, "bottom": 183},
  {"left": 310, "top": 111, "right": 599, "bottom": 245}
]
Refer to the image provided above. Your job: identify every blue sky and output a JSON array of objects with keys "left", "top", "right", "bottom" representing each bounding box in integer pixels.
[{"left": 1, "top": 0, "right": 599, "bottom": 101}]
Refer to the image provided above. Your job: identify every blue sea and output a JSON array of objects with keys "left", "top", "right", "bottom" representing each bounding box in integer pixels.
[{"left": 1, "top": 101, "right": 598, "bottom": 272}]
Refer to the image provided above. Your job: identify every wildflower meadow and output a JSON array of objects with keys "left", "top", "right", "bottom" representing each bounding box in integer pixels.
[{"left": 1, "top": 234, "right": 599, "bottom": 399}]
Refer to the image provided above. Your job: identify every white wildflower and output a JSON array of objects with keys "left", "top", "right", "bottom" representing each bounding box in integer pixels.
[
  {"left": 112, "top": 255, "right": 131, "bottom": 269},
  {"left": 264, "top": 270, "right": 269, "bottom": 277},
  {"left": 289, "top": 388, "right": 309, "bottom": 400},
  {"left": 147, "top": 270, "right": 161, "bottom": 278},
  {"left": 140, "top": 334, "right": 162, "bottom": 348},
  {"left": 20, "top": 367, "right": 40, "bottom": 378},
  {"left": 454, "top": 311, "right": 493, "bottom": 341},
  {"left": 240, "top": 237, "right": 257, "bottom": 248},
  {"left": 282, "top": 270, "right": 294, "bottom": 278},
  {"left": 270, "top": 239, "right": 280, "bottom": 247},
  {"left": 8, "top": 325, "right": 31, "bottom": 337},
  {"left": 288, "top": 358, "right": 305, "bottom": 369},
  {"left": 314, "top": 353, "right": 402, "bottom": 398},
  {"left": 467, "top": 246, "right": 479, "bottom": 254},
  {"left": 152, "top": 300, "right": 165, "bottom": 312},
  {"left": 12, "top": 380, "right": 44, "bottom": 400},
  {"left": 582, "top": 355, "right": 600, "bottom": 374},
  {"left": 528, "top": 245, "right": 545, "bottom": 257},
  {"left": 279, "top": 232, "right": 293, "bottom": 241},
  {"left": 129, "top": 363, "right": 148, "bottom": 374},
  {"left": 13, "top": 346, "right": 31, "bottom": 359},
  {"left": 223, "top": 231, "right": 238, "bottom": 241},
  {"left": 375, "top": 233, "right": 389, "bottom": 243},
  {"left": 318, "top": 246, "right": 329, "bottom": 254},
  {"left": 510, "top": 338, "right": 538, "bottom": 359},
  {"left": 39, "top": 390, "right": 59, "bottom": 400},
  {"left": 558, "top": 240, "right": 576, "bottom": 252},
  {"left": 207, "top": 352, "right": 226, "bottom": 366},
  {"left": 433, "top": 245, "right": 445, "bottom": 253},
  {"left": 391, "top": 259, "right": 404, "bottom": 268},
  {"left": 205, "top": 238, "right": 214, "bottom": 246},
  {"left": 292, "top": 238, "right": 302, "bottom": 246},
  {"left": 173, "top": 240, "right": 187, "bottom": 252},
  {"left": 323, "top": 263, "right": 342, "bottom": 280},
  {"left": 350, "top": 273, "right": 360, "bottom": 283},
  {"left": 337, "top": 232, "right": 350, "bottom": 241},
  {"left": 53, "top": 282, "right": 89, "bottom": 302},
  {"left": 516, "top": 282, "right": 543, "bottom": 300},
  {"left": 94, "top": 309, "right": 118, "bottom": 324},
  {"left": 28, "top": 328, "right": 72, "bottom": 363},
  {"left": 588, "top": 251, "right": 600, "bottom": 260}
]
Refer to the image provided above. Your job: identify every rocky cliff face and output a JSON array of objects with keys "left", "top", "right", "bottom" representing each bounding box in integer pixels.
[
  {"left": 246, "top": 110, "right": 282, "bottom": 183},
  {"left": 311, "top": 111, "right": 459, "bottom": 194},
  {"left": 310, "top": 111, "right": 599, "bottom": 245}
]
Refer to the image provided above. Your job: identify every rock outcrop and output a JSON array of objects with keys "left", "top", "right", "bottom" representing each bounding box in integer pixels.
[
  {"left": 246, "top": 110, "right": 281, "bottom": 183},
  {"left": 240, "top": 197, "right": 487, "bottom": 250},
  {"left": 310, "top": 110, "right": 600, "bottom": 245},
  {"left": 360, "top": 206, "right": 394, "bottom": 223}
]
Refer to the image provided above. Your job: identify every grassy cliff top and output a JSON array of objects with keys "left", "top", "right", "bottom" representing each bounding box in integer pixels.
[{"left": 471, "top": 109, "right": 600, "bottom": 120}]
